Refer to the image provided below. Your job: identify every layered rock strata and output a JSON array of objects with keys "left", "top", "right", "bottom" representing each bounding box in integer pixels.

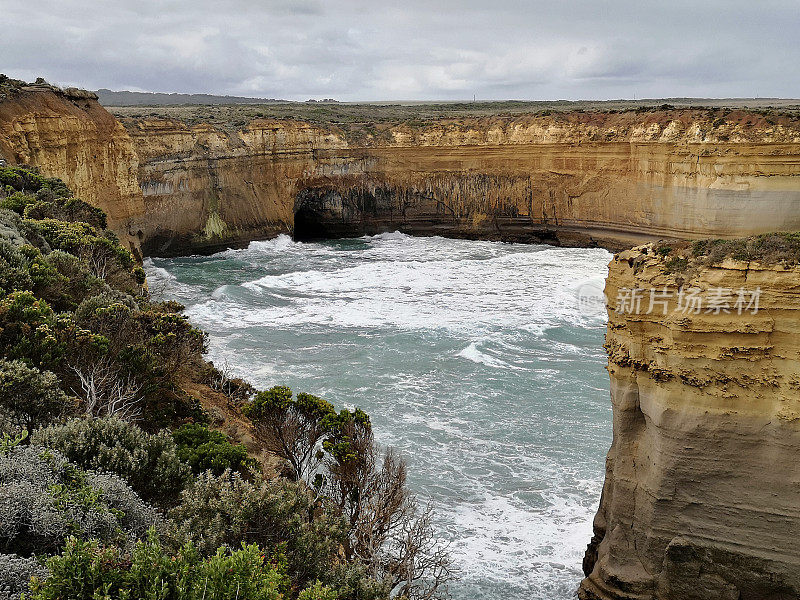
[
  {"left": 123, "top": 111, "right": 800, "bottom": 254},
  {"left": 1, "top": 87, "right": 799, "bottom": 255},
  {"left": 0, "top": 85, "right": 145, "bottom": 254},
  {"left": 580, "top": 246, "right": 800, "bottom": 600}
]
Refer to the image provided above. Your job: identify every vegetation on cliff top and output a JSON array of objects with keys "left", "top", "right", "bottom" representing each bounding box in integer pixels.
[
  {"left": 107, "top": 97, "right": 800, "bottom": 128},
  {"left": 0, "top": 166, "right": 452, "bottom": 600},
  {"left": 651, "top": 232, "right": 800, "bottom": 276}
]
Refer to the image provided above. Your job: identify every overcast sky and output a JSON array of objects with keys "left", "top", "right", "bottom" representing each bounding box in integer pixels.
[{"left": 3, "top": 0, "right": 799, "bottom": 101}]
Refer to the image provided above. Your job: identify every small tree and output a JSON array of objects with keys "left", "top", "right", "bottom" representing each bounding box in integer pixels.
[
  {"left": 244, "top": 387, "right": 454, "bottom": 599},
  {"left": 243, "top": 386, "right": 335, "bottom": 482}
]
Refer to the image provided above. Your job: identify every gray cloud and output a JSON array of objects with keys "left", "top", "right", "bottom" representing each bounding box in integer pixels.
[{"left": 3, "top": 0, "right": 798, "bottom": 100}]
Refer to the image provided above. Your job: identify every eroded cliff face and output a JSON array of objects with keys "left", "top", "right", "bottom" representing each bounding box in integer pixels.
[
  {"left": 0, "top": 86, "right": 145, "bottom": 254},
  {"left": 122, "top": 117, "right": 346, "bottom": 254},
  {"left": 125, "top": 110, "right": 800, "bottom": 253},
  {"left": 2, "top": 88, "right": 799, "bottom": 255},
  {"left": 579, "top": 246, "right": 800, "bottom": 600}
]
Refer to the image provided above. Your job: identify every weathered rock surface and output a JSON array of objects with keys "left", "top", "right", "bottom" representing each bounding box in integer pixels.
[
  {"left": 122, "top": 111, "right": 800, "bottom": 254},
  {"left": 580, "top": 246, "right": 800, "bottom": 600},
  {"left": 0, "top": 86, "right": 145, "bottom": 254},
  {"left": 1, "top": 88, "right": 799, "bottom": 255}
]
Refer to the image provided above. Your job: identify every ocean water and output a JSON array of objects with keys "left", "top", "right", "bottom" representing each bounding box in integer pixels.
[{"left": 145, "top": 233, "right": 612, "bottom": 600}]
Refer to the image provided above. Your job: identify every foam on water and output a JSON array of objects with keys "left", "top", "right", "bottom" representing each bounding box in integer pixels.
[{"left": 146, "top": 233, "right": 613, "bottom": 600}]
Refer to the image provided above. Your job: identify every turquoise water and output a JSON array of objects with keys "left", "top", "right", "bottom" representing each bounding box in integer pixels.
[{"left": 146, "top": 233, "right": 612, "bottom": 600}]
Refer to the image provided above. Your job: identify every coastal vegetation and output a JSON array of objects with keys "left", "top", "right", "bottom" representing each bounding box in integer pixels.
[{"left": 0, "top": 166, "right": 451, "bottom": 600}]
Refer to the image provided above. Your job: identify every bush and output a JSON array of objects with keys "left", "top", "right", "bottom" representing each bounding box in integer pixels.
[
  {"left": 29, "top": 533, "right": 295, "bottom": 600},
  {"left": 0, "top": 291, "right": 61, "bottom": 366},
  {"left": 0, "top": 240, "right": 34, "bottom": 293},
  {"left": 0, "top": 210, "right": 29, "bottom": 248},
  {"left": 0, "top": 359, "right": 74, "bottom": 435},
  {"left": 22, "top": 218, "right": 141, "bottom": 295},
  {"left": 0, "top": 445, "right": 158, "bottom": 556},
  {"left": 299, "top": 581, "right": 339, "bottom": 600},
  {"left": 24, "top": 196, "right": 107, "bottom": 229},
  {"left": 32, "top": 417, "right": 191, "bottom": 505},
  {"left": 0, "top": 553, "right": 48, "bottom": 600},
  {"left": 693, "top": 232, "right": 800, "bottom": 266},
  {"left": 165, "top": 471, "right": 350, "bottom": 591},
  {"left": 39, "top": 250, "right": 111, "bottom": 311},
  {"left": 172, "top": 423, "right": 251, "bottom": 476},
  {"left": 0, "top": 192, "right": 36, "bottom": 215}
]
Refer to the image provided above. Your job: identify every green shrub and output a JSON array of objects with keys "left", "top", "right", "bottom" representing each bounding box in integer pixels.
[
  {"left": 172, "top": 423, "right": 251, "bottom": 476},
  {"left": 24, "top": 196, "right": 107, "bottom": 229},
  {"left": 39, "top": 250, "right": 110, "bottom": 310},
  {"left": 32, "top": 417, "right": 191, "bottom": 505},
  {"left": 0, "top": 168, "right": 64, "bottom": 198},
  {"left": 21, "top": 218, "right": 141, "bottom": 296},
  {"left": 664, "top": 256, "right": 689, "bottom": 273},
  {"left": 24, "top": 218, "right": 132, "bottom": 267},
  {"left": 29, "top": 533, "right": 293, "bottom": 600},
  {"left": 166, "top": 471, "right": 350, "bottom": 591},
  {"left": 0, "top": 359, "right": 74, "bottom": 434},
  {"left": 0, "top": 291, "right": 61, "bottom": 365},
  {"left": 299, "top": 580, "right": 339, "bottom": 600},
  {"left": 0, "top": 192, "right": 37, "bottom": 216},
  {"left": 0, "top": 445, "right": 157, "bottom": 556},
  {"left": 0, "top": 240, "right": 34, "bottom": 294}
]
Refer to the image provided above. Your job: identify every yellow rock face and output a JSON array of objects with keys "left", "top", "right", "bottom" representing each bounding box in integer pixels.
[
  {"left": 580, "top": 246, "right": 800, "bottom": 599},
  {"left": 123, "top": 111, "right": 800, "bottom": 253},
  {"left": 0, "top": 88, "right": 145, "bottom": 254},
  {"left": 2, "top": 89, "right": 800, "bottom": 256}
]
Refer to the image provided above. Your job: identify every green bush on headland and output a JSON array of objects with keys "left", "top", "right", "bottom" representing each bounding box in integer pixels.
[{"left": 0, "top": 166, "right": 452, "bottom": 600}]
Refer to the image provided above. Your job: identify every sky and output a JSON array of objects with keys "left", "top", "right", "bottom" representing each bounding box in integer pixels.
[{"left": 2, "top": 0, "right": 799, "bottom": 102}]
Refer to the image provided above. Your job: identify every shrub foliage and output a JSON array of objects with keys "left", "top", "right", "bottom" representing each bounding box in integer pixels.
[
  {"left": 32, "top": 417, "right": 191, "bottom": 505},
  {"left": 0, "top": 167, "right": 449, "bottom": 600}
]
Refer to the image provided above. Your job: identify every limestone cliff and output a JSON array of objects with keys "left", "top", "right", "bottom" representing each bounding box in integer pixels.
[
  {"left": 115, "top": 109, "right": 800, "bottom": 254},
  {"left": 1, "top": 86, "right": 799, "bottom": 255},
  {"left": 579, "top": 242, "right": 800, "bottom": 600},
  {"left": 0, "top": 84, "right": 145, "bottom": 255},
  {"left": 122, "top": 117, "right": 346, "bottom": 254}
]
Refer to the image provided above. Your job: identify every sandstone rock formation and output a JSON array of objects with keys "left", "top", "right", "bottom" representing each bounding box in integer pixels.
[
  {"left": 1, "top": 86, "right": 799, "bottom": 255},
  {"left": 120, "top": 110, "right": 800, "bottom": 254},
  {"left": 0, "top": 85, "right": 145, "bottom": 255},
  {"left": 579, "top": 244, "right": 800, "bottom": 600}
]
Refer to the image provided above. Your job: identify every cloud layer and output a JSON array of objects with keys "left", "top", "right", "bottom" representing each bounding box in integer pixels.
[{"left": 4, "top": 0, "right": 799, "bottom": 101}]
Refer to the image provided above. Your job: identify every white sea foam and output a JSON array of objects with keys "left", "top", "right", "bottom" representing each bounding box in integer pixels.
[
  {"left": 457, "top": 341, "right": 523, "bottom": 370},
  {"left": 143, "top": 258, "right": 176, "bottom": 282}
]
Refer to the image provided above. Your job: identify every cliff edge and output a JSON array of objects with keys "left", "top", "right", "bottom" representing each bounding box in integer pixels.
[
  {"left": 1, "top": 85, "right": 799, "bottom": 255},
  {"left": 119, "top": 109, "right": 800, "bottom": 254},
  {"left": 580, "top": 237, "right": 800, "bottom": 600},
  {"left": 0, "top": 80, "right": 145, "bottom": 255}
]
